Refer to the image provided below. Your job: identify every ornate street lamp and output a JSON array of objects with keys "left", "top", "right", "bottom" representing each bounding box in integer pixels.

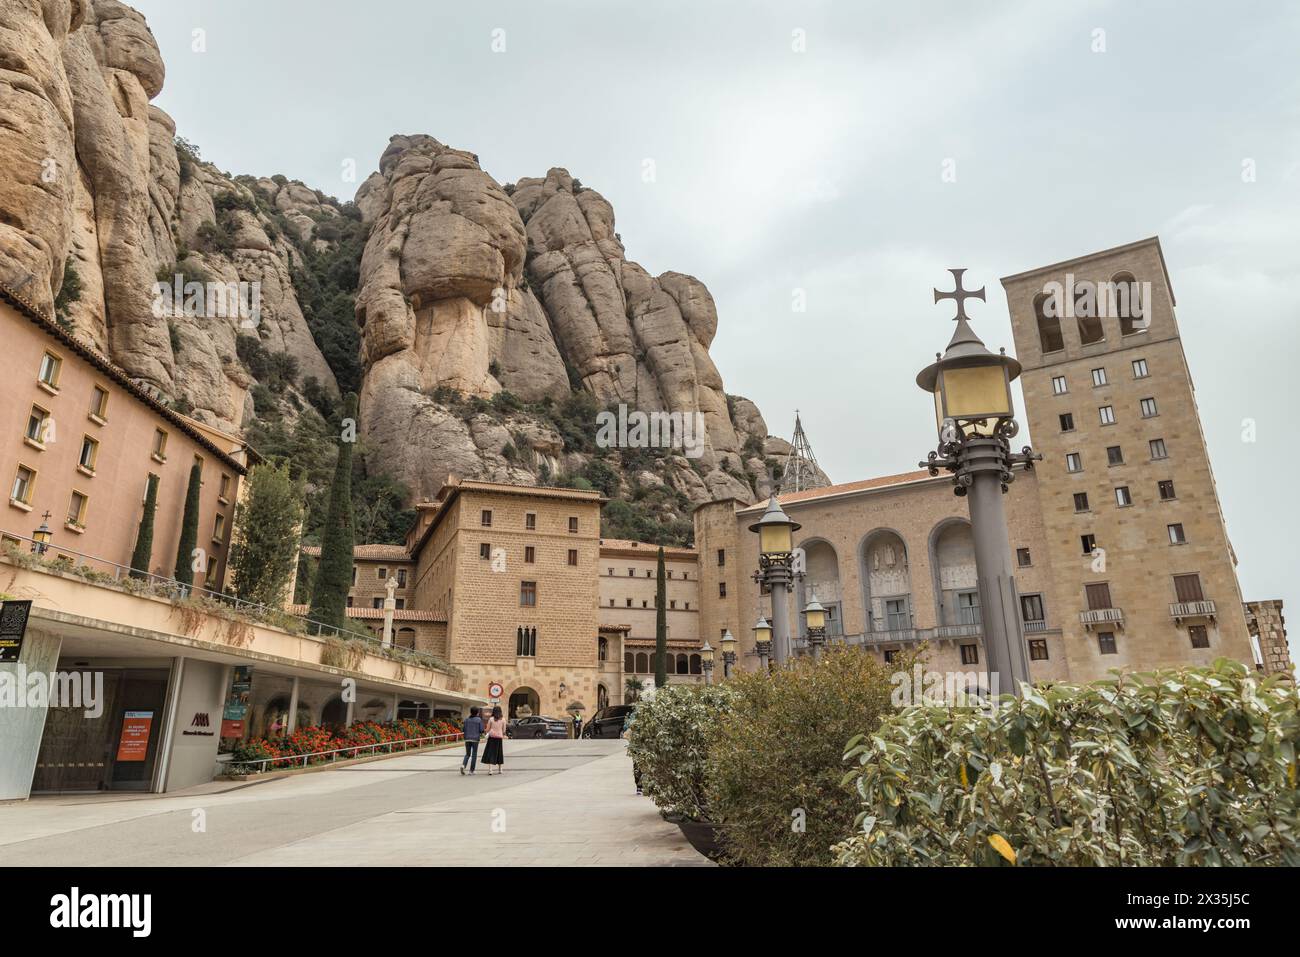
[
  {"left": 31, "top": 512, "right": 52, "bottom": 556},
  {"left": 720, "top": 629, "right": 737, "bottom": 679},
  {"left": 752, "top": 616, "right": 772, "bottom": 671},
  {"left": 749, "top": 496, "right": 800, "bottom": 666},
  {"left": 917, "top": 269, "right": 1040, "bottom": 698},
  {"left": 803, "top": 593, "right": 827, "bottom": 660},
  {"left": 700, "top": 641, "right": 715, "bottom": 685}
]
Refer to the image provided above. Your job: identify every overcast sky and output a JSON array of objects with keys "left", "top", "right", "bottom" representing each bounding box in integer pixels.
[{"left": 135, "top": 0, "right": 1299, "bottom": 659}]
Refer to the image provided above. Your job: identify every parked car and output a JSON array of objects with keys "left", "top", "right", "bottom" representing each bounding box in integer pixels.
[
  {"left": 581, "top": 704, "right": 635, "bottom": 739},
  {"left": 507, "top": 715, "right": 570, "bottom": 739}
]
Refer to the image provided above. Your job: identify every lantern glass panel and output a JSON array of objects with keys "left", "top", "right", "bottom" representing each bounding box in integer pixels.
[
  {"left": 941, "top": 364, "right": 1011, "bottom": 421},
  {"left": 759, "top": 524, "right": 792, "bottom": 555}
]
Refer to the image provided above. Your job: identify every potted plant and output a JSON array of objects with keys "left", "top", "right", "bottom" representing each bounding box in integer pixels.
[{"left": 625, "top": 683, "right": 734, "bottom": 861}]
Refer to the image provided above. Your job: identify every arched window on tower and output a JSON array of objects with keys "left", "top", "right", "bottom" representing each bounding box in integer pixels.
[
  {"left": 625, "top": 651, "right": 635, "bottom": 673},
  {"left": 598, "top": 636, "right": 609, "bottom": 661},
  {"left": 1076, "top": 286, "right": 1105, "bottom": 345},
  {"left": 1111, "top": 272, "right": 1146, "bottom": 336},
  {"left": 1034, "top": 293, "right": 1064, "bottom": 353}
]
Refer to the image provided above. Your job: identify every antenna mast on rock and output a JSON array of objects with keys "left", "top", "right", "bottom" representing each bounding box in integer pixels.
[{"left": 778, "top": 411, "right": 828, "bottom": 495}]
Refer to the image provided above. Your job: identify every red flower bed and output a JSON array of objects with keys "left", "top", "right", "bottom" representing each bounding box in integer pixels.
[{"left": 231, "top": 717, "right": 462, "bottom": 771}]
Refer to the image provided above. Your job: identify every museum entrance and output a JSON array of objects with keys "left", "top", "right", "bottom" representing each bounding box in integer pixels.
[{"left": 31, "top": 666, "right": 171, "bottom": 793}]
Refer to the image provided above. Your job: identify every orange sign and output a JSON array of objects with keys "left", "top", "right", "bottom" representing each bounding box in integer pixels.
[{"left": 115, "top": 711, "right": 154, "bottom": 762}]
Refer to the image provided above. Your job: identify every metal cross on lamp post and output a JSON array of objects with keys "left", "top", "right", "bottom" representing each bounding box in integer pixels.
[{"left": 916, "top": 268, "right": 1040, "bottom": 699}]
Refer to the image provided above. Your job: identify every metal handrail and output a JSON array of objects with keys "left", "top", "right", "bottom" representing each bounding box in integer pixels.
[
  {"left": 228, "top": 731, "right": 464, "bottom": 774},
  {"left": 1, "top": 529, "right": 456, "bottom": 674},
  {"left": 1170, "top": 600, "right": 1216, "bottom": 618}
]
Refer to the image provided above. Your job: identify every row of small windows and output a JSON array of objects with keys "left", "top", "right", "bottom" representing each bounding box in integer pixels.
[
  {"left": 479, "top": 543, "right": 578, "bottom": 566},
  {"left": 606, "top": 566, "right": 691, "bottom": 580},
  {"left": 608, "top": 597, "right": 691, "bottom": 610},
  {"left": 1071, "top": 479, "right": 1176, "bottom": 512},
  {"left": 624, "top": 651, "right": 703, "bottom": 675},
  {"left": 481, "top": 510, "right": 579, "bottom": 534},
  {"left": 1051, "top": 358, "right": 1149, "bottom": 396},
  {"left": 1092, "top": 624, "right": 1208, "bottom": 656},
  {"left": 1065, "top": 438, "right": 1168, "bottom": 472},
  {"left": 351, "top": 566, "right": 408, "bottom": 587},
  {"left": 1055, "top": 393, "right": 1159, "bottom": 424},
  {"left": 1079, "top": 521, "right": 1185, "bottom": 555},
  {"left": 19, "top": 350, "right": 232, "bottom": 534},
  {"left": 12, "top": 462, "right": 229, "bottom": 544}
]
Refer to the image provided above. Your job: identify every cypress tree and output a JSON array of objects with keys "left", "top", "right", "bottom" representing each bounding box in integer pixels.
[
  {"left": 230, "top": 462, "right": 304, "bottom": 608},
  {"left": 309, "top": 392, "right": 357, "bottom": 631},
  {"left": 654, "top": 546, "right": 668, "bottom": 687},
  {"left": 174, "top": 462, "right": 202, "bottom": 588},
  {"left": 130, "top": 473, "right": 159, "bottom": 580}
]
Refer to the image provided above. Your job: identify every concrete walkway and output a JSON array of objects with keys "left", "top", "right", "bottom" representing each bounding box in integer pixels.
[{"left": 0, "top": 739, "right": 710, "bottom": 867}]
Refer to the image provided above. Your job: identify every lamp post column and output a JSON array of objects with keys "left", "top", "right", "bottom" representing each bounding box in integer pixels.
[
  {"left": 916, "top": 267, "right": 1041, "bottom": 699},
  {"left": 768, "top": 563, "right": 792, "bottom": 666},
  {"left": 961, "top": 438, "right": 1032, "bottom": 696}
]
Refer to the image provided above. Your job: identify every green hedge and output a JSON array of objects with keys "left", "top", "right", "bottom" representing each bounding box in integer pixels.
[{"left": 835, "top": 659, "right": 1300, "bottom": 866}]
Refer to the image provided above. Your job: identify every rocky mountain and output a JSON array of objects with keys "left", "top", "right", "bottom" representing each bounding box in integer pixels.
[{"left": 0, "top": 0, "right": 827, "bottom": 544}]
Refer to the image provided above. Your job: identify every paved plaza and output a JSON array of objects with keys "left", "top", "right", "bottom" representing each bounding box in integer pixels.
[{"left": 0, "top": 739, "right": 710, "bottom": 867}]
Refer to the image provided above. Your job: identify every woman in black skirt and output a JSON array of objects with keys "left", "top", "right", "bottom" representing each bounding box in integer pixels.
[{"left": 481, "top": 705, "right": 507, "bottom": 773}]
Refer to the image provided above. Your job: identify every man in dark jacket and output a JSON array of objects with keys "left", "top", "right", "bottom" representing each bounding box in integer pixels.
[{"left": 461, "top": 707, "right": 483, "bottom": 775}]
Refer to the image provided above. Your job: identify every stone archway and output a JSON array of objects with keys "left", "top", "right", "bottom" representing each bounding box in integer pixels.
[{"left": 508, "top": 686, "right": 540, "bottom": 718}]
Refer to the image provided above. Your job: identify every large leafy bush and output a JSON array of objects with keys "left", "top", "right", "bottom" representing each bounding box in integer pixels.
[
  {"left": 626, "top": 683, "right": 735, "bottom": 821},
  {"left": 835, "top": 659, "right": 1300, "bottom": 866},
  {"left": 707, "top": 646, "right": 911, "bottom": 866}
]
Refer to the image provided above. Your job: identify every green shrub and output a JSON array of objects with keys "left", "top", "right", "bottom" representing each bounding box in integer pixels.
[
  {"left": 229, "top": 462, "right": 304, "bottom": 608},
  {"left": 834, "top": 659, "right": 1300, "bottom": 867},
  {"left": 627, "top": 683, "right": 735, "bottom": 821},
  {"left": 707, "top": 646, "right": 911, "bottom": 866}
]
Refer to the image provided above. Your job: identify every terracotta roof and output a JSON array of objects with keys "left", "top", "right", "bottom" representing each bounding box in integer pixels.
[
  {"left": 301, "top": 543, "right": 412, "bottom": 561},
  {"left": 288, "top": 604, "right": 444, "bottom": 623},
  {"left": 754, "top": 469, "right": 937, "bottom": 508},
  {"left": 0, "top": 281, "right": 249, "bottom": 473},
  {"left": 599, "top": 538, "right": 698, "bottom": 560}
]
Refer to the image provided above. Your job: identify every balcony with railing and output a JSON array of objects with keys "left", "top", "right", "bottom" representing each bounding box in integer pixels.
[
  {"left": 1079, "top": 607, "right": 1125, "bottom": 629},
  {"left": 1170, "top": 600, "right": 1216, "bottom": 622}
]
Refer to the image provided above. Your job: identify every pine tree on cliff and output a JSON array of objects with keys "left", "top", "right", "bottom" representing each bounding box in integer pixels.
[
  {"left": 654, "top": 546, "right": 668, "bottom": 687},
  {"left": 309, "top": 393, "right": 358, "bottom": 632},
  {"left": 130, "top": 473, "right": 159, "bottom": 580},
  {"left": 174, "top": 462, "right": 202, "bottom": 589}
]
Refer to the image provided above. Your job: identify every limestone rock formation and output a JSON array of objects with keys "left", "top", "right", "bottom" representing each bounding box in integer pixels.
[
  {"left": 0, "top": 1, "right": 821, "bottom": 537},
  {"left": 353, "top": 136, "right": 785, "bottom": 507},
  {"left": 0, "top": 0, "right": 338, "bottom": 433}
]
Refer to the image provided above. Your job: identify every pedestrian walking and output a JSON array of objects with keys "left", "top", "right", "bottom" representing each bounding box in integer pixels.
[
  {"left": 572, "top": 712, "right": 582, "bottom": 739},
  {"left": 460, "top": 706, "right": 483, "bottom": 775},
  {"left": 481, "top": 705, "right": 507, "bottom": 774}
]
